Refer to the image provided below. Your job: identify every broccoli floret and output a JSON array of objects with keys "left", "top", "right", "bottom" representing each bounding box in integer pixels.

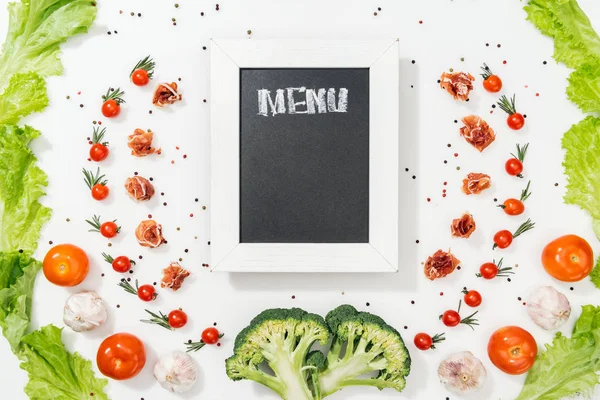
[
  {"left": 226, "top": 308, "right": 330, "bottom": 400},
  {"left": 304, "top": 351, "right": 327, "bottom": 400},
  {"left": 318, "top": 304, "right": 411, "bottom": 397}
]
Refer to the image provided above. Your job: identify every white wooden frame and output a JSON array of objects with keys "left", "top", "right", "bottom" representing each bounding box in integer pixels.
[{"left": 210, "top": 39, "right": 399, "bottom": 272}]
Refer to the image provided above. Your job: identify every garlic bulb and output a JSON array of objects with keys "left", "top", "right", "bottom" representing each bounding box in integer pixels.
[
  {"left": 438, "top": 351, "right": 486, "bottom": 395},
  {"left": 63, "top": 291, "right": 107, "bottom": 332},
  {"left": 154, "top": 351, "right": 198, "bottom": 393},
  {"left": 526, "top": 286, "right": 571, "bottom": 330}
]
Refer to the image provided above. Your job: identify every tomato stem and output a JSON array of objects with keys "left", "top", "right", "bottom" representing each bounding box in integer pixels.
[{"left": 497, "top": 94, "right": 518, "bottom": 115}]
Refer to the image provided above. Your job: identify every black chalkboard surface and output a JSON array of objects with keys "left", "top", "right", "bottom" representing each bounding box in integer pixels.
[{"left": 239, "top": 68, "right": 369, "bottom": 243}]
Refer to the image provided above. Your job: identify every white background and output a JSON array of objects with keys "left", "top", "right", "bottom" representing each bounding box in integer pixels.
[{"left": 1, "top": 0, "right": 600, "bottom": 399}]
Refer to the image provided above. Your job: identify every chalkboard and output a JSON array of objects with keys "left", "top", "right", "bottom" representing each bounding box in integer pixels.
[{"left": 239, "top": 68, "right": 370, "bottom": 243}]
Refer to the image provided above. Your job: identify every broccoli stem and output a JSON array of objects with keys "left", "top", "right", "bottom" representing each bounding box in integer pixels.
[
  {"left": 318, "top": 339, "right": 387, "bottom": 398},
  {"left": 267, "top": 346, "right": 315, "bottom": 400}
]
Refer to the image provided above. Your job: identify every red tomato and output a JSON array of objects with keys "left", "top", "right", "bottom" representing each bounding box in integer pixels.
[
  {"left": 138, "top": 284, "right": 156, "bottom": 302},
  {"left": 507, "top": 113, "right": 525, "bottom": 130},
  {"left": 97, "top": 333, "right": 146, "bottom": 380},
  {"left": 441, "top": 310, "right": 460, "bottom": 327},
  {"left": 201, "top": 327, "right": 221, "bottom": 344},
  {"left": 542, "top": 234, "right": 594, "bottom": 282},
  {"left": 501, "top": 198, "right": 525, "bottom": 216},
  {"left": 478, "top": 262, "right": 499, "bottom": 279},
  {"left": 493, "top": 230, "right": 513, "bottom": 249},
  {"left": 168, "top": 310, "right": 188, "bottom": 329},
  {"left": 488, "top": 326, "right": 537, "bottom": 375},
  {"left": 112, "top": 256, "right": 132, "bottom": 273},
  {"left": 43, "top": 244, "right": 89, "bottom": 287},
  {"left": 463, "top": 290, "right": 482, "bottom": 307},
  {"left": 483, "top": 75, "right": 502, "bottom": 93},
  {"left": 90, "top": 143, "right": 109, "bottom": 162},
  {"left": 505, "top": 158, "right": 523, "bottom": 176},
  {"left": 100, "top": 221, "right": 119, "bottom": 238},
  {"left": 91, "top": 184, "right": 109, "bottom": 201},
  {"left": 101, "top": 99, "right": 120, "bottom": 118},
  {"left": 414, "top": 333, "right": 433, "bottom": 350},
  {"left": 131, "top": 69, "right": 149, "bottom": 86}
]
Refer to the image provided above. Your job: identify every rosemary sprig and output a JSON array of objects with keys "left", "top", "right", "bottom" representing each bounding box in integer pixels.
[
  {"left": 85, "top": 214, "right": 102, "bottom": 231},
  {"left": 102, "top": 87, "right": 126, "bottom": 104},
  {"left": 130, "top": 55, "right": 155, "bottom": 79},
  {"left": 92, "top": 126, "right": 108, "bottom": 145},
  {"left": 497, "top": 94, "right": 518, "bottom": 115},
  {"left": 476, "top": 258, "right": 514, "bottom": 278},
  {"left": 510, "top": 143, "right": 529, "bottom": 163},
  {"left": 460, "top": 310, "right": 479, "bottom": 330},
  {"left": 513, "top": 218, "right": 535, "bottom": 239},
  {"left": 185, "top": 333, "right": 225, "bottom": 352},
  {"left": 118, "top": 278, "right": 156, "bottom": 299},
  {"left": 429, "top": 333, "right": 446, "bottom": 350},
  {"left": 480, "top": 63, "right": 494, "bottom": 80},
  {"left": 520, "top": 181, "right": 532, "bottom": 202},
  {"left": 82, "top": 167, "right": 107, "bottom": 189},
  {"left": 141, "top": 309, "right": 173, "bottom": 331}
]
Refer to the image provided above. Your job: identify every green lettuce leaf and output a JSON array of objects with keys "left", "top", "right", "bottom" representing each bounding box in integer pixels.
[
  {"left": 561, "top": 116, "right": 600, "bottom": 241},
  {"left": 516, "top": 305, "right": 600, "bottom": 400},
  {"left": 590, "top": 257, "right": 600, "bottom": 290},
  {"left": 524, "top": 0, "right": 600, "bottom": 69},
  {"left": 0, "top": 72, "right": 49, "bottom": 125},
  {"left": 0, "top": 0, "right": 97, "bottom": 94},
  {"left": 567, "top": 60, "right": 600, "bottom": 113},
  {"left": 0, "top": 124, "right": 52, "bottom": 253},
  {"left": 20, "top": 325, "right": 109, "bottom": 400},
  {"left": 0, "top": 251, "right": 40, "bottom": 353}
]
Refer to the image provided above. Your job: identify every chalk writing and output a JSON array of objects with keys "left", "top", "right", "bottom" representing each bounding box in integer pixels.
[{"left": 257, "top": 87, "right": 348, "bottom": 116}]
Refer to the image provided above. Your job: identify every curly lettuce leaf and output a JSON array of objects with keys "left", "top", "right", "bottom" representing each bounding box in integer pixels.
[
  {"left": 0, "top": 0, "right": 97, "bottom": 94},
  {"left": 590, "top": 257, "right": 600, "bottom": 290},
  {"left": 567, "top": 60, "right": 600, "bottom": 113},
  {"left": 516, "top": 305, "right": 600, "bottom": 400},
  {"left": 0, "top": 72, "right": 49, "bottom": 125},
  {"left": 562, "top": 116, "right": 600, "bottom": 240},
  {"left": 524, "top": 0, "right": 600, "bottom": 69},
  {"left": 20, "top": 325, "right": 109, "bottom": 400},
  {"left": 0, "top": 125, "right": 52, "bottom": 252},
  {"left": 0, "top": 251, "right": 40, "bottom": 353}
]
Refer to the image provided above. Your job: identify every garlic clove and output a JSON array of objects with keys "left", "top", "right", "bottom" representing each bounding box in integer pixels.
[
  {"left": 438, "top": 351, "right": 487, "bottom": 395},
  {"left": 154, "top": 351, "right": 198, "bottom": 393},
  {"left": 526, "top": 286, "right": 571, "bottom": 330},
  {"left": 63, "top": 291, "right": 107, "bottom": 332}
]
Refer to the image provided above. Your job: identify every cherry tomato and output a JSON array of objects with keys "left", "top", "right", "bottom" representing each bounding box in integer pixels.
[
  {"left": 201, "top": 327, "right": 221, "bottom": 345},
  {"left": 90, "top": 143, "right": 109, "bottom": 162},
  {"left": 168, "top": 310, "right": 188, "bottom": 329},
  {"left": 131, "top": 69, "right": 149, "bottom": 86},
  {"left": 493, "top": 230, "right": 513, "bottom": 249},
  {"left": 97, "top": 333, "right": 146, "bottom": 380},
  {"left": 101, "top": 99, "right": 120, "bottom": 118},
  {"left": 463, "top": 289, "right": 482, "bottom": 307},
  {"left": 542, "top": 234, "right": 593, "bottom": 282},
  {"left": 100, "top": 221, "right": 119, "bottom": 238},
  {"left": 501, "top": 198, "right": 525, "bottom": 216},
  {"left": 414, "top": 333, "right": 433, "bottom": 350},
  {"left": 488, "top": 326, "right": 537, "bottom": 375},
  {"left": 43, "top": 244, "right": 89, "bottom": 287},
  {"left": 137, "top": 284, "right": 156, "bottom": 302},
  {"left": 91, "top": 183, "right": 109, "bottom": 201},
  {"left": 112, "top": 256, "right": 132, "bottom": 273},
  {"left": 478, "top": 262, "right": 499, "bottom": 279},
  {"left": 507, "top": 113, "right": 525, "bottom": 130},
  {"left": 441, "top": 310, "right": 460, "bottom": 327},
  {"left": 505, "top": 158, "right": 523, "bottom": 176},
  {"left": 483, "top": 75, "right": 502, "bottom": 93}
]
